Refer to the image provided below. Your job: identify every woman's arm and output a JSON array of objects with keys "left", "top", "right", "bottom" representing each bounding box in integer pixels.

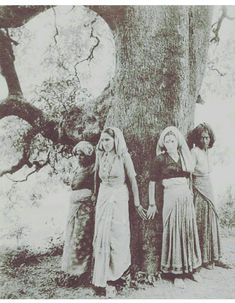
[
  {"left": 148, "top": 181, "right": 156, "bottom": 206},
  {"left": 147, "top": 181, "right": 158, "bottom": 219},
  {"left": 147, "top": 156, "right": 162, "bottom": 219},
  {"left": 129, "top": 173, "right": 141, "bottom": 207},
  {"left": 129, "top": 174, "right": 146, "bottom": 220},
  {"left": 93, "top": 168, "right": 99, "bottom": 195},
  {"left": 124, "top": 153, "right": 146, "bottom": 220},
  {"left": 71, "top": 168, "right": 87, "bottom": 190},
  {"left": 91, "top": 153, "right": 100, "bottom": 202},
  {"left": 190, "top": 148, "right": 197, "bottom": 172}
]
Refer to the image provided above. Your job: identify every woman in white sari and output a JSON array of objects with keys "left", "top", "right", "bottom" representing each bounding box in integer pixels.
[{"left": 92, "top": 127, "right": 146, "bottom": 297}]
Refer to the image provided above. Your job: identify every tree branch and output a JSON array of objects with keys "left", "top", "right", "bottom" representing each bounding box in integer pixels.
[
  {"left": 74, "top": 17, "right": 100, "bottom": 78},
  {"left": 5, "top": 28, "right": 19, "bottom": 45},
  {"left": 0, "top": 158, "right": 29, "bottom": 177},
  {"left": 0, "top": 95, "right": 105, "bottom": 147},
  {"left": 208, "top": 61, "right": 226, "bottom": 76},
  {"left": 0, "top": 128, "right": 38, "bottom": 177},
  {"left": 0, "top": 6, "right": 53, "bottom": 28},
  {"left": 0, "top": 123, "right": 53, "bottom": 178},
  {"left": 5, "top": 152, "right": 50, "bottom": 182},
  {"left": 86, "top": 5, "right": 126, "bottom": 30},
  {"left": 0, "top": 98, "right": 60, "bottom": 142},
  {"left": 0, "top": 29, "right": 22, "bottom": 96},
  {"left": 52, "top": 7, "right": 59, "bottom": 45},
  {"left": 211, "top": 6, "right": 235, "bottom": 43},
  {"left": 86, "top": 18, "right": 100, "bottom": 62},
  {"left": 0, "top": 4, "right": 110, "bottom": 175},
  {"left": 209, "top": 67, "right": 226, "bottom": 76}
]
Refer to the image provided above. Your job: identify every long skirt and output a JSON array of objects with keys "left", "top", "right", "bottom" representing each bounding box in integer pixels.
[
  {"left": 193, "top": 187, "right": 222, "bottom": 264},
  {"left": 61, "top": 189, "right": 94, "bottom": 277},
  {"left": 92, "top": 183, "right": 131, "bottom": 287},
  {"left": 161, "top": 178, "right": 202, "bottom": 274}
]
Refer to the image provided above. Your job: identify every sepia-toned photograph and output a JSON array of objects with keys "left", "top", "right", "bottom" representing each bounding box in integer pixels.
[{"left": 0, "top": 3, "right": 235, "bottom": 299}]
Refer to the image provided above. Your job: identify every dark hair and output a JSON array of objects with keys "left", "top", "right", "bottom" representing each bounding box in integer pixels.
[
  {"left": 97, "top": 127, "right": 115, "bottom": 152},
  {"left": 187, "top": 122, "right": 215, "bottom": 149},
  {"left": 164, "top": 130, "right": 176, "bottom": 140},
  {"left": 73, "top": 149, "right": 95, "bottom": 168},
  {"left": 103, "top": 127, "right": 115, "bottom": 138}
]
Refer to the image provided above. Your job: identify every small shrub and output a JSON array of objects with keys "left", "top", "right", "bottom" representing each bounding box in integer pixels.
[{"left": 218, "top": 185, "right": 235, "bottom": 230}]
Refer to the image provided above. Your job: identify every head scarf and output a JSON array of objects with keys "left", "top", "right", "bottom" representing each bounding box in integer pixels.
[
  {"left": 97, "top": 127, "right": 128, "bottom": 156},
  {"left": 156, "top": 126, "right": 193, "bottom": 173},
  {"left": 72, "top": 141, "right": 94, "bottom": 157}
]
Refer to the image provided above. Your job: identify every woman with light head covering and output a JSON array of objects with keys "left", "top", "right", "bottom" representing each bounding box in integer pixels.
[
  {"left": 188, "top": 123, "right": 230, "bottom": 270},
  {"left": 60, "top": 141, "right": 95, "bottom": 286},
  {"left": 148, "top": 126, "right": 201, "bottom": 288},
  {"left": 92, "top": 127, "right": 146, "bottom": 297}
]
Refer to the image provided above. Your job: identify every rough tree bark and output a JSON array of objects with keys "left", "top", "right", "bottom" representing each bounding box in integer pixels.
[
  {"left": 0, "top": 5, "right": 212, "bottom": 276},
  {"left": 88, "top": 5, "right": 212, "bottom": 275}
]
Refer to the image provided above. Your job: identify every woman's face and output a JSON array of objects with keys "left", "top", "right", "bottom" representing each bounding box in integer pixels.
[
  {"left": 100, "top": 132, "right": 115, "bottom": 153},
  {"left": 163, "top": 134, "right": 178, "bottom": 154},
  {"left": 200, "top": 130, "right": 210, "bottom": 150},
  {"left": 76, "top": 150, "right": 86, "bottom": 166}
]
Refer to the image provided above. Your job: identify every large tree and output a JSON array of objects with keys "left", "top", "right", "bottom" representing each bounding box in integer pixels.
[{"left": 0, "top": 5, "right": 212, "bottom": 278}]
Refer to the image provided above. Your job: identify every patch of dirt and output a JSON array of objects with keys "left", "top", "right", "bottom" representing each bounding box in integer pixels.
[{"left": 0, "top": 236, "right": 235, "bottom": 299}]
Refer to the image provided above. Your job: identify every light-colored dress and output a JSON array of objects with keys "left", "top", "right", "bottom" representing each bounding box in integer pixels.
[
  {"left": 191, "top": 146, "right": 222, "bottom": 264},
  {"left": 150, "top": 153, "right": 202, "bottom": 274},
  {"left": 92, "top": 152, "right": 136, "bottom": 287},
  {"left": 61, "top": 165, "right": 94, "bottom": 278}
]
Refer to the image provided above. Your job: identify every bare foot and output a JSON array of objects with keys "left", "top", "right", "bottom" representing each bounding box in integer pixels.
[
  {"left": 106, "top": 285, "right": 117, "bottom": 298},
  {"left": 174, "top": 278, "right": 185, "bottom": 289},
  {"left": 203, "top": 262, "right": 215, "bottom": 270},
  {"left": 215, "top": 260, "right": 232, "bottom": 269},
  {"left": 192, "top": 272, "right": 202, "bottom": 282}
]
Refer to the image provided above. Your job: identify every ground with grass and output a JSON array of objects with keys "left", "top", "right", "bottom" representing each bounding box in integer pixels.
[{"left": 0, "top": 235, "right": 235, "bottom": 299}]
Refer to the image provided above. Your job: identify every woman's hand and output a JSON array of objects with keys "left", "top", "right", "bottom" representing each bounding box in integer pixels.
[
  {"left": 135, "top": 205, "right": 147, "bottom": 220},
  {"left": 147, "top": 205, "right": 158, "bottom": 220}
]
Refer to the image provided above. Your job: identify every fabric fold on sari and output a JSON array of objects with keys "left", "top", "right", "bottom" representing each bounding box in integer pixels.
[
  {"left": 193, "top": 174, "right": 218, "bottom": 217},
  {"left": 61, "top": 189, "right": 94, "bottom": 276},
  {"left": 92, "top": 183, "right": 131, "bottom": 287},
  {"left": 193, "top": 174, "right": 222, "bottom": 263},
  {"left": 161, "top": 178, "right": 201, "bottom": 274}
]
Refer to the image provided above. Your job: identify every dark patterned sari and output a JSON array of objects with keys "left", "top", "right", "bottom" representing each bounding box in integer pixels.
[{"left": 61, "top": 165, "right": 94, "bottom": 278}]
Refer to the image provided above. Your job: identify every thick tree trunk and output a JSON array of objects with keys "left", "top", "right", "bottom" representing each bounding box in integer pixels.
[
  {"left": 91, "top": 6, "right": 213, "bottom": 275},
  {"left": 0, "top": 5, "right": 212, "bottom": 276}
]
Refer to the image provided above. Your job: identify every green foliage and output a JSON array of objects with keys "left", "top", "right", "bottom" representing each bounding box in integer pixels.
[
  {"left": 0, "top": 6, "right": 113, "bottom": 183},
  {"left": 0, "top": 166, "right": 71, "bottom": 252},
  {"left": 0, "top": 117, "right": 30, "bottom": 169},
  {"left": 31, "top": 77, "right": 91, "bottom": 122},
  {"left": 218, "top": 185, "right": 235, "bottom": 230}
]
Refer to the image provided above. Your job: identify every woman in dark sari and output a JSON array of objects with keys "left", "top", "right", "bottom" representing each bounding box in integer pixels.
[
  {"left": 148, "top": 126, "right": 202, "bottom": 288},
  {"left": 188, "top": 123, "right": 230, "bottom": 269}
]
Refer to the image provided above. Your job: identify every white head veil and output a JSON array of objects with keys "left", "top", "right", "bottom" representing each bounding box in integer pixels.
[
  {"left": 97, "top": 127, "right": 128, "bottom": 156},
  {"left": 72, "top": 141, "right": 94, "bottom": 156},
  {"left": 156, "top": 126, "right": 193, "bottom": 173}
]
